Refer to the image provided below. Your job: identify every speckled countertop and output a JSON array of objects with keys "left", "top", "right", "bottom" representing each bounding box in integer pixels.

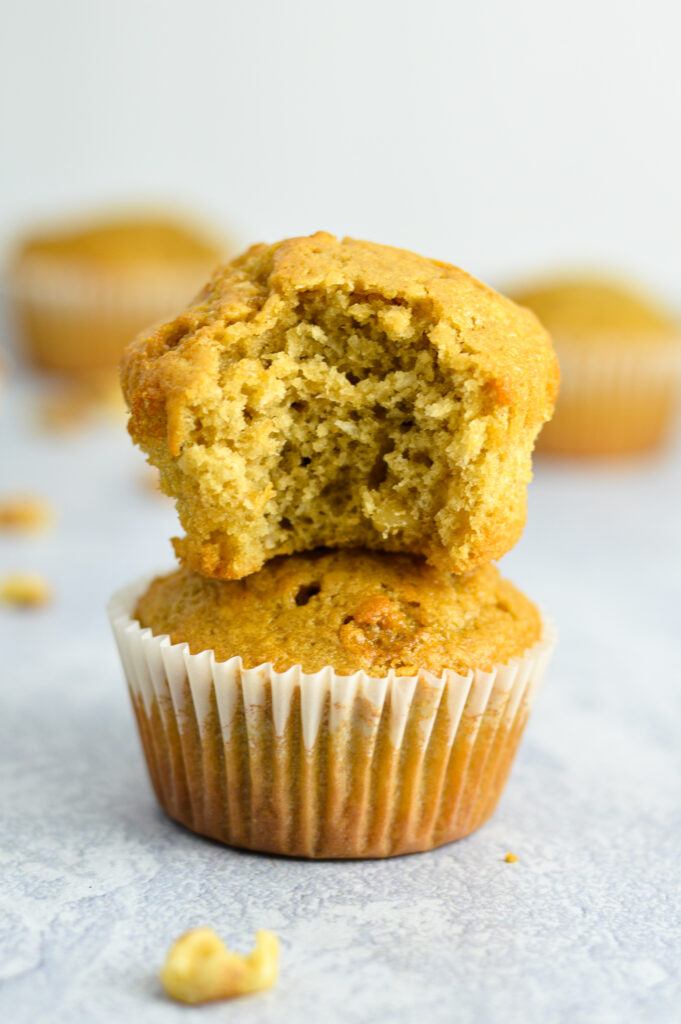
[{"left": 1, "top": 370, "right": 680, "bottom": 1024}]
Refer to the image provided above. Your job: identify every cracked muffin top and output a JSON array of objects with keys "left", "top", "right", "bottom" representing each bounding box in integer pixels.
[
  {"left": 122, "top": 232, "right": 558, "bottom": 580},
  {"left": 135, "top": 549, "right": 542, "bottom": 676}
]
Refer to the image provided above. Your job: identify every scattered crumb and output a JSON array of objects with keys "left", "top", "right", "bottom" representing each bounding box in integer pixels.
[
  {"left": 160, "top": 928, "right": 279, "bottom": 1005},
  {"left": 39, "top": 386, "right": 92, "bottom": 433},
  {"left": 0, "top": 572, "right": 52, "bottom": 607},
  {"left": 38, "top": 373, "right": 126, "bottom": 434},
  {"left": 0, "top": 495, "right": 53, "bottom": 533},
  {"left": 504, "top": 851, "right": 519, "bottom": 863}
]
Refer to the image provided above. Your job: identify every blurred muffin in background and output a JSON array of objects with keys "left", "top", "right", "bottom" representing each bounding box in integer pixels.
[
  {"left": 6, "top": 212, "right": 226, "bottom": 379},
  {"left": 513, "top": 276, "right": 681, "bottom": 456}
]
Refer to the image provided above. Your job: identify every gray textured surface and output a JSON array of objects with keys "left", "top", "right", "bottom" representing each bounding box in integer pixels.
[{"left": 1, "top": 371, "right": 680, "bottom": 1024}]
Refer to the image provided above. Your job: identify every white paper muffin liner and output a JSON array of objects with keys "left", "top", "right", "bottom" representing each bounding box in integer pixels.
[
  {"left": 538, "top": 332, "right": 681, "bottom": 455},
  {"left": 8, "top": 260, "right": 211, "bottom": 310},
  {"left": 108, "top": 573, "right": 556, "bottom": 859},
  {"left": 7, "top": 260, "right": 214, "bottom": 376}
]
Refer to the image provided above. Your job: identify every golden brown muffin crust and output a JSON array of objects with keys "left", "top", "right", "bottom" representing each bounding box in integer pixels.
[
  {"left": 135, "top": 549, "right": 542, "bottom": 676},
  {"left": 122, "top": 232, "right": 558, "bottom": 580}
]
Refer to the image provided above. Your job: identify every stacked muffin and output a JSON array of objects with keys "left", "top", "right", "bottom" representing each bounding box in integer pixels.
[{"left": 109, "top": 232, "right": 559, "bottom": 858}]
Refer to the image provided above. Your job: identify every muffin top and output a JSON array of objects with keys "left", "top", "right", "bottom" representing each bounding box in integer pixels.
[
  {"left": 514, "top": 276, "right": 678, "bottom": 342},
  {"left": 13, "top": 215, "right": 222, "bottom": 271},
  {"left": 122, "top": 232, "right": 558, "bottom": 581},
  {"left": 135, "top": 549, "right": 542, "bottom": 676}
]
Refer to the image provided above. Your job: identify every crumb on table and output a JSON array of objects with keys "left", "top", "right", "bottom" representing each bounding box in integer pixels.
[
  {"left": 0, "top": 572, "right": 52, "bottom": 607},
  {"left": 39, "top": 386, "right": 93, "bottom": 433},
  {"left": 160, "top": 928, "right": 279, "bottom": 1005},
  {"left": 0, "top": 495, "right": 53, "bottom": 532},
  {"left": 504, "top": 851, "right": 519, "bottom": 863},
  {"left": 38, "top": 374, "right": 125, "bottom": 433}
]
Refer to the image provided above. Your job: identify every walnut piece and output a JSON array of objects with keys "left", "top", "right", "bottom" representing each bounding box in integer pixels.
[
  {"left": 0, "top": 572, "right": 52, "bottom": 607},
  {"left": 0, "top": 496, "right": 53, "bottom": 532},
  {"left": 39, "top": 373, "right": 125, "bottom": 433},
  {"left": 39, "top": 384, "right": 92, "bottom": 433},
  {"left": 160, "top": 928, "right": 279, "bottom": 1004}
]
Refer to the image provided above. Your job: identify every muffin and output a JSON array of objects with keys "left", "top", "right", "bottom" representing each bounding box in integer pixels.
[
  {"left": 7, "top": 213, "right": 225, "bottom": 378},
  {"left": 513, "top": 276, "right": 681, "bottom": 456},
  {"left": 108, "top": 550, "right": 555, "bottom": 859},
  {"left": 122, "top": 232, "right": 559, "bottom": 580}
]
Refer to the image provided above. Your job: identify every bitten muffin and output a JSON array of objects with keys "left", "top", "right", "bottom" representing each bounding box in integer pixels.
[
  {"left": 122, "top": 232, "right": 559, "bottom": 579},
  {"left": 108, "top": 550, "right": 555, "bottom": 858},
  {"left": 513, "top": 276, "right": 681, "bottom": 456},
  {"left": 7, "top": 213, "right": 225, "bottom": 378}
]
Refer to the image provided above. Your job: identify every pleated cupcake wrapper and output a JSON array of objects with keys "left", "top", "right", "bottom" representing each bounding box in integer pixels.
[
  {"left": 7, "top": 261, "right": 215, "bottom": 376},
  {"left": 108, "top": 575, "right": 556, "bottom": 859},
  {"left": 539, "top": 332, "right": 681, "bottom": 454},
  {"left": 8, "top": 260, "right": 210, "bottom": 313},
  {"left": 553, "top": 333, "right": 681, "bottom": 395}
]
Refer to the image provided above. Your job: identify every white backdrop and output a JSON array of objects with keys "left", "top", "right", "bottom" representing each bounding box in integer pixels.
[{"left": 2, "top": 0, "right": 680, "bottom": 303}]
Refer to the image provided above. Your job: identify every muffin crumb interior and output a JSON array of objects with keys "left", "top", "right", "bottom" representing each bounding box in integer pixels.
[{"left": 176, "top": 292, "right": 485, "bottom": 568}]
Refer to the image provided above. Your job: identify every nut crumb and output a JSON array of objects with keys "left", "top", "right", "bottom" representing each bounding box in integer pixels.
[
  {"left": 0, "top": 572, "right": 52, "bottom": 607},
  {"left": 504, "top": 851, "right": 519, "bottom": 863},
  {"left": 0, "top": 496, "right": 53, "bottom": 532},
  {"left": 39, "top": 373, "right": 126, "bottom": 434},
  {"left": 39, "top": 386, "right": 92, "bottom": 433},
  {"left": 160, "top": 928, "right": 279, "bottom": 1005}
]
